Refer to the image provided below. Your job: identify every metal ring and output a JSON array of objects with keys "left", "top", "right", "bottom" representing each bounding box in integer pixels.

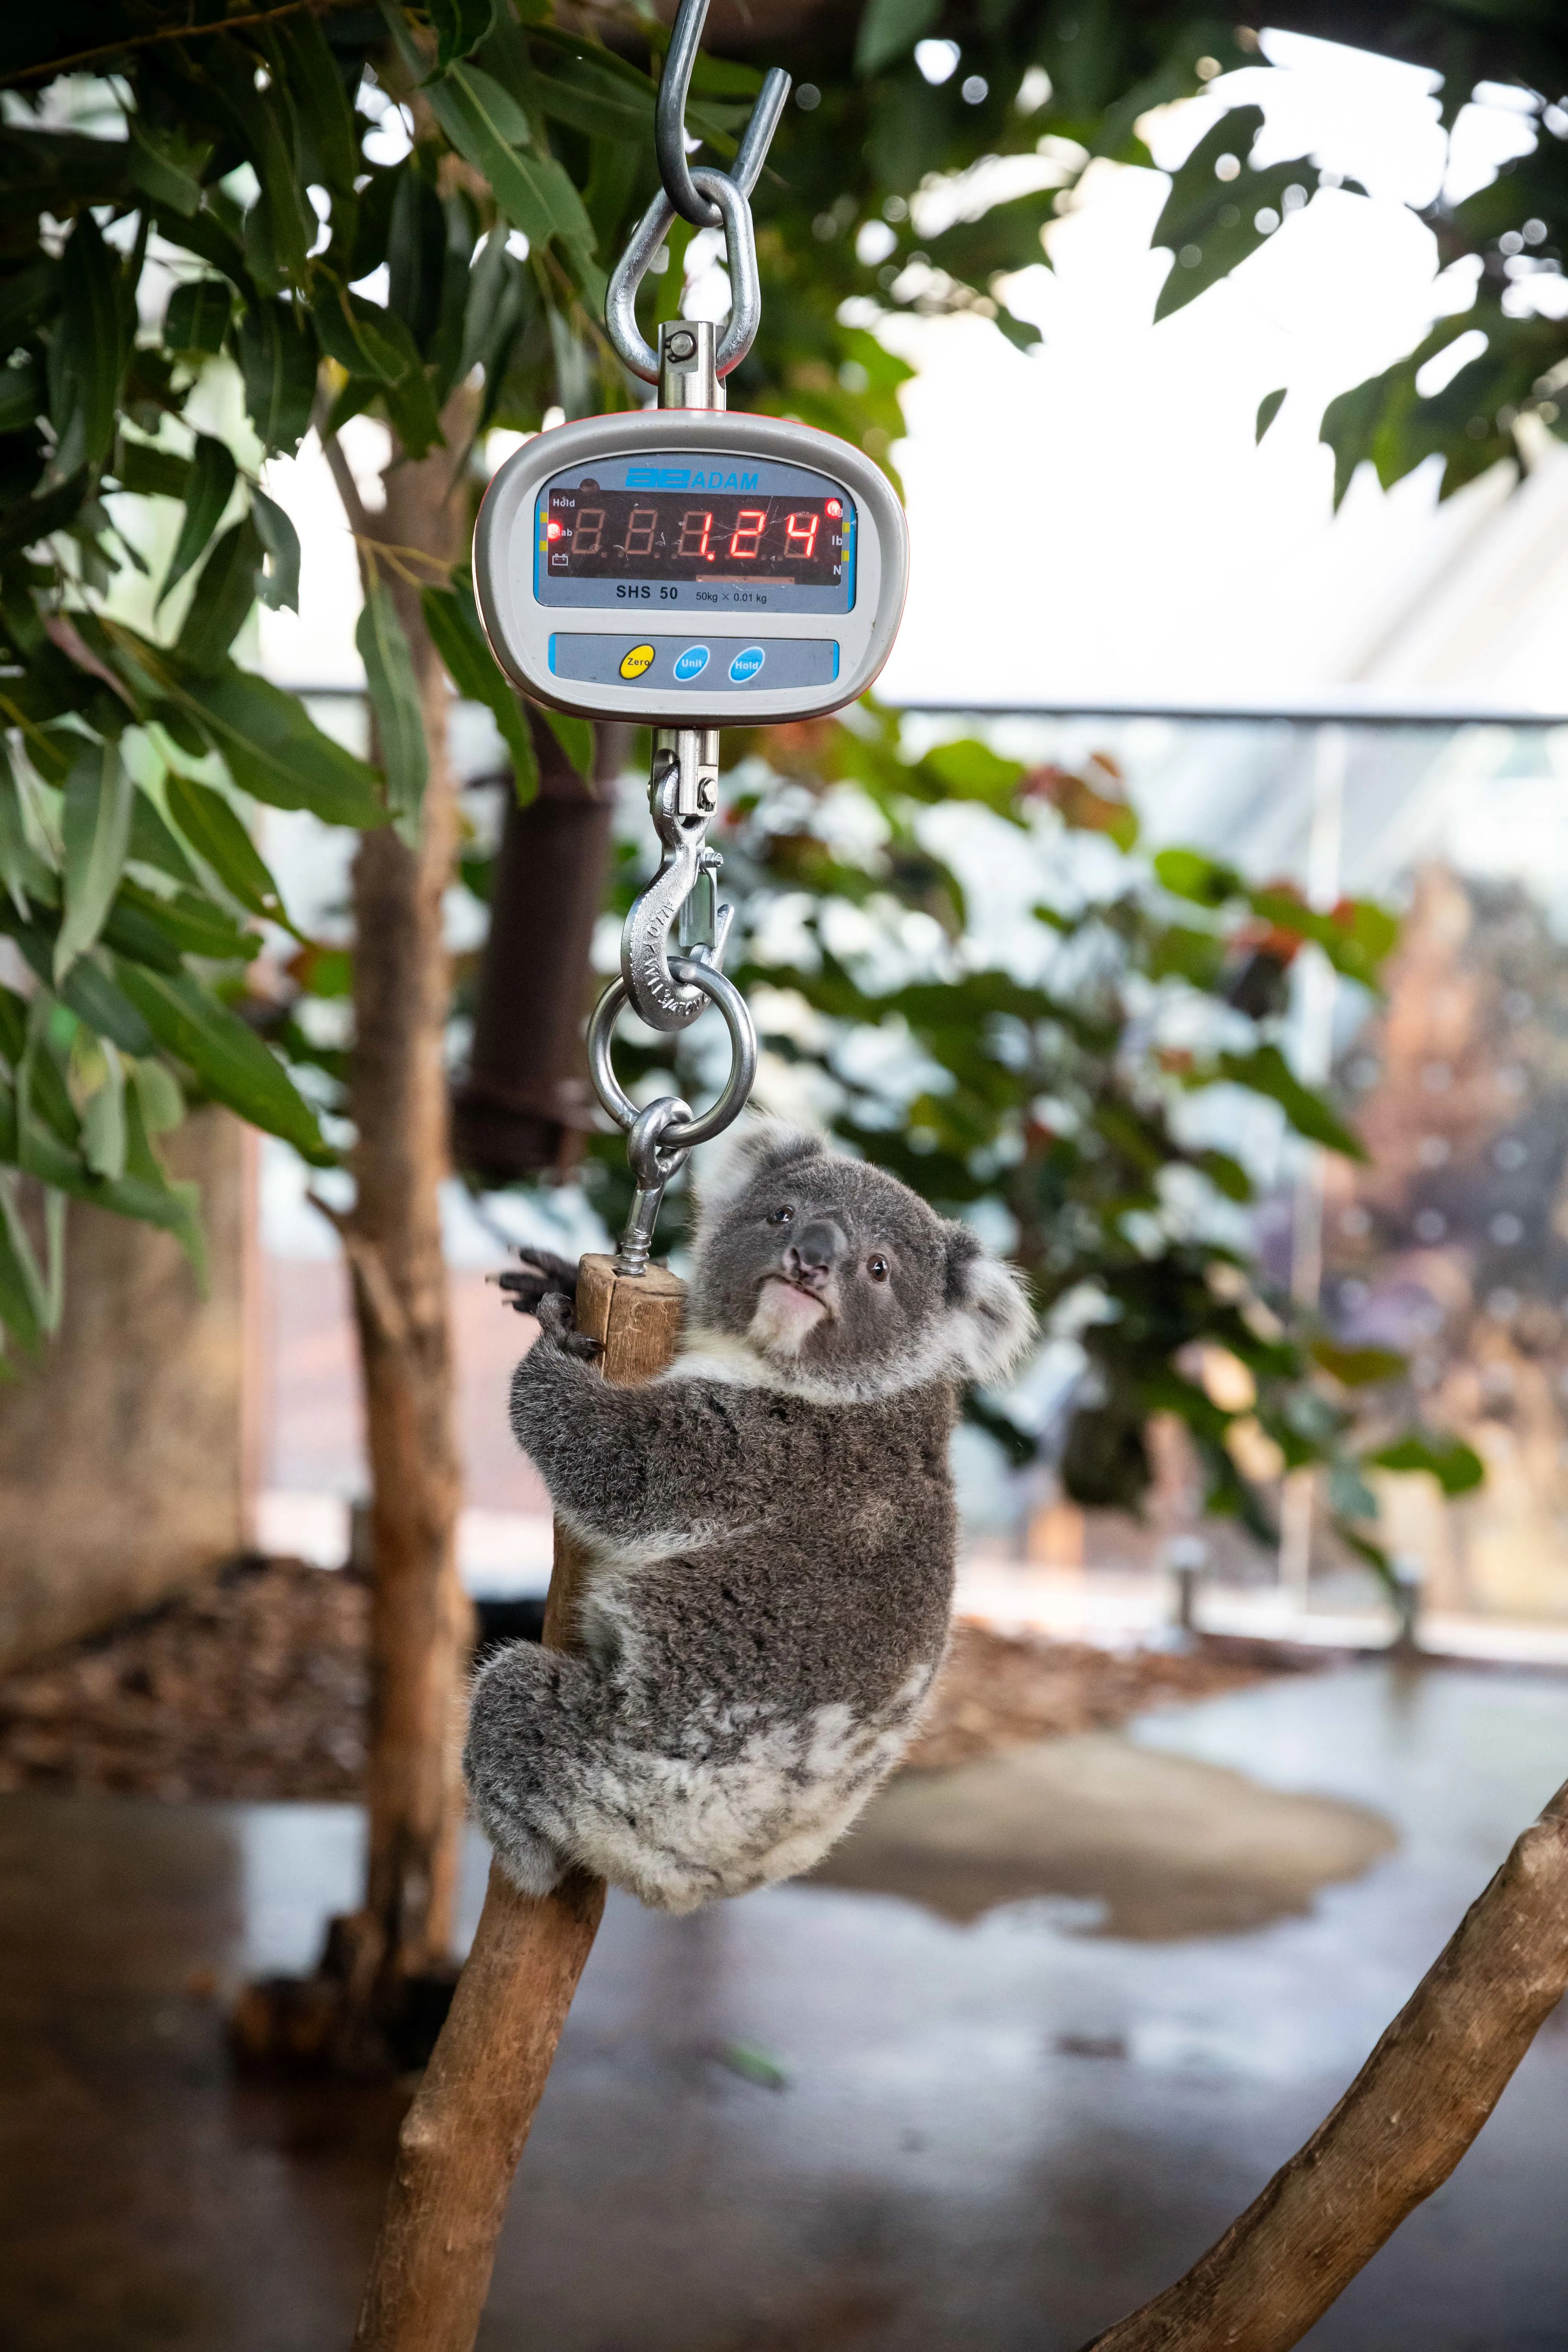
[
  {"left": 605, "top": 167, "right": 764, "bottom": 384},
  {"left": 587, "top": 957, "right": 757, "bottom": 1150}
]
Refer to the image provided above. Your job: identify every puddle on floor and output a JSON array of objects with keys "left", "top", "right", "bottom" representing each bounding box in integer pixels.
[{"left": 807, "top": 1730, "right": 1397, "bottom": 1936}]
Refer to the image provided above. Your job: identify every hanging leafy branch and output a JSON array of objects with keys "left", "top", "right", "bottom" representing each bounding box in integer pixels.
[{"left": 1140, "top": 11, "right": 1568, "bottom": 502}]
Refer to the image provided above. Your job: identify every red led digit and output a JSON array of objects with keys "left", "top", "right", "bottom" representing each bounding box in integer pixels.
[
  {"left": 622, "top": 507, "right": 657, "bottom": 557},
  {"left": 573, "top": 507, "right": 606, "bottom": 556},
  {"left": 677, "top": 510, "right": 714, "bottom": 559},
  {"left": 727, "top": 507, "right": 766, "bottom": 559},
  {"left": 784, "top": 512, "right": 820, "bottom": 560}
]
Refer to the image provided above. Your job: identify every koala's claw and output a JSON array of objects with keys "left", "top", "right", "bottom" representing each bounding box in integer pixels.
[
  {"left": 497, "top": 1248, "right": 580, "bottom": 1318},
  {"left": 535, "top": 1290, "right": 601, "bottom": 1359}
]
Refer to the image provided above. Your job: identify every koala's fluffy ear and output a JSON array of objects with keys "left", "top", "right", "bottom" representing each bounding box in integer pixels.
[
  {"left": 942, "top": 1227, "right": 1035, "bottom": 1384},
  {"left": 694, "top": 1116, "right": 827, "bottom": 1230}
]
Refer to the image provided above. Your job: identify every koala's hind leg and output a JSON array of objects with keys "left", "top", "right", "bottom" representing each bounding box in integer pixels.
[{"left": 463, "top": 1640, "right": 612, "bottom": 1898}]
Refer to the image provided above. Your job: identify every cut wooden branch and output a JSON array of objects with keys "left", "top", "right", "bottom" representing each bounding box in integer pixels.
[
  {"left": 351, "top": 1253, "right": 685, "bottom": 2352},
  {"left": 1081, "top": 1774, "right": 1568, "bottom": 2352}
]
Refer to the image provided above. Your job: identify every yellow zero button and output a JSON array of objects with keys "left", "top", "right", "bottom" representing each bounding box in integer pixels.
[{"left": 619, "top": 643, "right": 655, "bottom": 680}]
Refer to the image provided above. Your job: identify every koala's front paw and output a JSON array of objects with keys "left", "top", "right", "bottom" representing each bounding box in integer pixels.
[
  {"left": 535, "top": 1290, "right": 602, "bottom": 1361},
  {"left": 497, "top": 1248, "right": 580, "bottom": 1318}
]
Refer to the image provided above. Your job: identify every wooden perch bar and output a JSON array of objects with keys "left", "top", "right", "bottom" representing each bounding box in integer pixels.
[
  {"left": 351, "top": 1256, "right": 684, "bottom": 2352},
  {"left": 1082, "top": 1775, "right": 1568, "bottom": 2352}
]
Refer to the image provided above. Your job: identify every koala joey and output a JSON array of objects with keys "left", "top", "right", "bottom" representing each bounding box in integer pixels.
[{"left": 464, "top": 1122, "right": 1034, "bottom": 1915}]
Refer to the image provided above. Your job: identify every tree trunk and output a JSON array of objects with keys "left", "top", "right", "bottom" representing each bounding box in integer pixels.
[{"left": 335, "top": 398, "right": 477, "bottom": 2012}]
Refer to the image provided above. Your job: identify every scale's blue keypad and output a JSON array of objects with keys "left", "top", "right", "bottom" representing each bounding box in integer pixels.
[{"left": 549, "top": 636, "right": 840, "bottom": 691}]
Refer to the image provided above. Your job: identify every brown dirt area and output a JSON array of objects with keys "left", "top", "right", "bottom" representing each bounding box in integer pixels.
[{"left": 0, "top": 1554, "right": 1325, "bottom": 1802}]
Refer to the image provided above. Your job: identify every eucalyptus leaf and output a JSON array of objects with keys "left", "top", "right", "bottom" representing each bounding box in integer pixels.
[
  {"left": 175, "top": 518, "right": 265, "bottom": 674},
  {"left": 0, "top": 742, "right": 52, "bottom": 917},
  {"left": 139, "top": 650, "right": 387, "bottom": 828},
  {"left": 165, "top": 277, "right": 232, "bottom": 356},
  {"left": 126, "top": 117, "right": 211, "bottom": 217},
  {"left": 0, "top": 1171, "right": 47, "bottom": 1352},
  {"left": 247, "top": 487, "right": 300, "bottom": 614},
  {"left": 114, "top": 963, "right": 332, "bottom": 1164},
  {"left": 855, "top": 0, "right": 942, "bottom": 77},
  {"left": 56, "top": 739, "right": 133, "bottom": 983},
  {"left": 428, "top": 0, "right": 499, "bottom": 80},
  {"left": 115, "top": 438, "right": 191, "bottom": 500},
  {"left": 236, "top": 302, "right": 317, "bottom": 459},
  {"left": 539, "top": 706, "right": 592, "bottom": 784},
  {"left": 46, "top": 211, "right": 127, "bottom": 476},
  {"left": 425, "top": 63, "right": 597, "bottom": 276},
  {"left": 159, "top": 433, "right": 237, "bottom": 609},
  {"left": 165, "top": 771, "right": 288, "bottom": 924},
  {"left": 1214, "top": 1043, "right": 1368, "bottom": 1161},
  {"left": 422, "top": 580, "right": 536, "bottom": 798},
  {"left": 0, "top": 359, "right": 43, "bottom": 436},
  {"left": 357, "top": 581, "right": 428, "bottom": 843},
  {"left": 80, "top": 1040, "right": 128, "bottom": 1180},
  {"left": 129, "top": 789, "right": 199, "bottom": 887}
]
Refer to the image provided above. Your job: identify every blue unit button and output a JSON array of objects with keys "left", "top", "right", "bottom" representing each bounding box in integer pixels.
[
  {"left": 729, "top": 645, "right": 766, "bottom": 684},
  {"left": 672, "top": 645, "right": 710, "bottom": 681}
]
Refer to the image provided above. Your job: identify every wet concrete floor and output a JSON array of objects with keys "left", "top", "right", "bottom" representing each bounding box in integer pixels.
[{"left": 2, "top": 1661, "right": 1565, "bottom": 2352}]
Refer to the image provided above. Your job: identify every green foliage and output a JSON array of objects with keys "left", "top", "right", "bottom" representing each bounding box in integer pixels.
[
  {"left": 357, "top": 582, "right": 429, "bottom": 847},
  {"left": 1151, "top": 104, "right": 1371, "bottom": 324},
  {"left": 1130, "top": 14, "right": 1568, "bottom": 507},
  {"left": 546, "top": 707, "right": 1462, "bottom": 1572}
]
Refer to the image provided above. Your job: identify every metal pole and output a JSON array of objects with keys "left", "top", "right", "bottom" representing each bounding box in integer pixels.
[{"left": 1279, "top": 721, "right": 1346, "bottom": 1611}]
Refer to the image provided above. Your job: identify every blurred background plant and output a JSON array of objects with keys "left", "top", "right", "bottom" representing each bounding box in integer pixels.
[{"left": 489, "top": 709, "right": 1480, "bottom": 1575}]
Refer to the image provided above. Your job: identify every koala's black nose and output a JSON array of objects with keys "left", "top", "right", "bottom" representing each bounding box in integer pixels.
[{"left": 783, "top": 1219, "right": 846, "bottom": 1291}]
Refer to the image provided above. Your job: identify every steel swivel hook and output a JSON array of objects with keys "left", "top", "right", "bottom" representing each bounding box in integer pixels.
[{"left": 620, "top": 733, "right": 733, "bottom": 1032}]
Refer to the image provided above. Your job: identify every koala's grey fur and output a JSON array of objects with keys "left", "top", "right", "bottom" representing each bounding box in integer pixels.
[{"left": 464, "top": 1122, "right": 1034, "bottom": 1914}]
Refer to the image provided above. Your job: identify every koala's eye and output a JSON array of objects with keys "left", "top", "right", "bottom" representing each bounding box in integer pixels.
[
  {"left": 867, "top": 1254, "right": 890, "bottom": 1282},
  {"left": 768, "top": 1205, "right": 794, "bottom": 1225}
]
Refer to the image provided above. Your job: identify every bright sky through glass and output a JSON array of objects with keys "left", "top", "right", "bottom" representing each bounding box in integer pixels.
[{"left": 874, "top": 29, "right": 1568, "bottom": 716}]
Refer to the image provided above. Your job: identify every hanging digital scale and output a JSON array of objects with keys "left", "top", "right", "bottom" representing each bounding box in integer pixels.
[
  {"left": 471, "top": 6, "right": 910, "bottom": 1275},
  {"left": 475, "top": 400, "right": 908, "bottom": 728}
]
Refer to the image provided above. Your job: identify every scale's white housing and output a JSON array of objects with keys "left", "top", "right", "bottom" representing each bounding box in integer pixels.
[{"left": 473, "top": 410, "right": 908, "bottom": 727}]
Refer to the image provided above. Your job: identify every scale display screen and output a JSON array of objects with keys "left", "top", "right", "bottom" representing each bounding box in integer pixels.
[{"left": 534, "top": 453, "right": 855, "bottom": 616}]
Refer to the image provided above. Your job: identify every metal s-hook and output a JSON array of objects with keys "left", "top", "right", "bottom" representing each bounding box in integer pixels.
[
  {"left": 657, "top": 0, "right": 790, "bottom": 230},
  {"left": 605, "top": 2, "right": 790, "bottom": 385}
]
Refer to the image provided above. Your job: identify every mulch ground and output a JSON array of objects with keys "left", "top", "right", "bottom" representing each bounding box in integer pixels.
[{"left": 0, "top": 1554, "right": 1323, "bottom": 1801}]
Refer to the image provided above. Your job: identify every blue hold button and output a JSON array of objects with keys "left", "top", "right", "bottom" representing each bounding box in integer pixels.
[
  {"left": 672, "top": 645, "right": 710, "bottom": 681},
  {"left": 728, "top": 646, "right": 766, "bottom": 684}
]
